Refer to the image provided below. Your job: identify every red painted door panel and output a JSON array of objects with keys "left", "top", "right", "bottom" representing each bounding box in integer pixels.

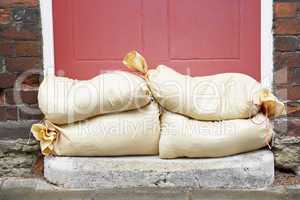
[{"left": 53, "top": 0, "right": 260, "bottom": 80}]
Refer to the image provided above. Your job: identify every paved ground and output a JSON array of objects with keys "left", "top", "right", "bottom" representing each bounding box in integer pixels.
[{"left": 0, "top": 177, "right": 299, "bottom": 200}]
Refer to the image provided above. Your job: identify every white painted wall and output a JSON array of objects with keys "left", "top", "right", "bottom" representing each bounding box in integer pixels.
[
  {"left": 261, "top": 0, "right": 273, "bottom": 89},
  {"left": 40, "top": 0, "right": 274, "bottom": 89},
  {"left": 40, "top": 0, "right": 55, "bottom": 75}
]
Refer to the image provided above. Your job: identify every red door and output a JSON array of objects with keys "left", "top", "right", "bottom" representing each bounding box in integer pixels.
[{"left": 53, "top": 0, "right": 260, "bottom": 80}]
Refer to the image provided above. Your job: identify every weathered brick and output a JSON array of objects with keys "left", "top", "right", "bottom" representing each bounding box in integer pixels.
[
  {"left": 275, "top": 18, "right": 300, "bottom": 35},
  {"left": 0, "top": 107, "right": 5, "bottom": 121},
  {"left": 0, "top": 41, "right": 15, "bottom": 56},
  {"left": 287, "top": 102, "right": 300, "bottom": 117},
  {"left": 0, "top": 0, "right": 38, "bottom": 7},
  {"left": 15, "top": 41, "right": 41, "bottom": 56},
  {"left": 6, "top": 57, "right": 41, "bottom": 72},
  {"left": 273, "top": 118, "right": 290, "bottom": 137},
  {"left": 287, "top": 119, "right": 300, "bottom": 137},
  {"left": 0, "top": 121, "right": 37, "bottom": 139},
  {"left": 0, "top": 73, "right": 17, "bottom": 89},
  {"left": 274, "top": 85, "right": 300, "bottom": 101},
  {"left": 275, "top": 2, "right": 297, "bottom": 18},
  {"left": 273, "top": 118, "right": 300, "bottom": 137},
  {"left": 288, "top": 85, "right": 300, "bottom": 100},
  {"left": 0, "top": 8, "right": 11, "bottom": 24},
  {"left": 22, "top": 73, "right": 42, "bottom": 87},
  {"left": 0, "top": 105, "right": 18, "bottom": 121},
  {"left": 12, "top": 7, "right": 39, "bottom": 23},
  {"left": 0, "top": 56, "right": 5, "bottom": 72},
  {"left": 293, "top": 68, "right": 300, "bottom": 85},
  {"left": 274, "top": 86, "right": 288, "bottom": 101},
  {"left": 0, "top": 23, "right": 41, "bottom": 40},
  {"left": 273, "top": 66, "right": 293, "bottom": 85},
  {"left": 19, "top": 105, "right": 43, "bottom": 120},
  {"left": 274, "top": 36, "right": 299, "bottom": 51},
  {"left": 274, "top": 52, "right": 300, "bottom": 70},
  {"left": 6, "top": 105, "right": 18, "bottom": 120},
  {"left": 0, "top": 90, "right": 4, "bottom": 105},
  {"left": 5, "top": 88, "right": 38, "bottom": 105}
]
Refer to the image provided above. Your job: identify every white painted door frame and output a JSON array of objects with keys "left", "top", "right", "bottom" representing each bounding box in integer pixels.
[{"left": 40, "top": 0, "right": 273, "bottom": 88}]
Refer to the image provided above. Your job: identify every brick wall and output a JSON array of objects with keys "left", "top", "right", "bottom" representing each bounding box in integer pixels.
[
  {"left": 0, "top": 0, "right": 43, "bottom": 177},
  {"left": 273, "top": 0, "right": 300, "bottom": 174},
  {"left": 0, "top": 0, "right": 299, "bottom": 177}
]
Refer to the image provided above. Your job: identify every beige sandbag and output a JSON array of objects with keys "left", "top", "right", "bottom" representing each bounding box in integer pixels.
[
  {"left": 38, "top": 71, "right": 151, "bottom": 124},
  {"left": 159, "top": 111, "right": 273, "bottom": 159},
  {"left": 31, "top": 102, "right": 160, "bottom": 156},
  {"left": 123, "top": 51, "right": 285, "bottom": 120}
]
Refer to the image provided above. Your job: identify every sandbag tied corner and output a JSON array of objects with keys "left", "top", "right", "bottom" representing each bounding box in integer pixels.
[
  {"left": 32, "top": 102, "right": 160, "bottom": 156},
  {"left": 123, "top": 50, "right": 285, "bottom": 121},
  {"left": 123, "top": 50, "right": 285, "bottom": 158},
  {"left": 32, "top": 68, "right": 160, "bottom": 156}
]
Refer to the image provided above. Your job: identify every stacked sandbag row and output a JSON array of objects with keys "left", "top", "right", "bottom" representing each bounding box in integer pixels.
[
  {"left": 124, "top": 51, "right": 285, "bottom": 158},
  {"left": 32, "top": 71, "right": 160, "bottom": 156}
]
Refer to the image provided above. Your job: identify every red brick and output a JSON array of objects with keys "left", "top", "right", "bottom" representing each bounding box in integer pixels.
[
  {"left": 274, "top": 66, "right": 293, "bottom": 85},
  {"left": 0, "top": 56, "right": 5, "bottom": 72},
  {"left": 287, "top": 119, "right": 300, "bottom": 137},
  {"left": 15, "top": 41, "right": 41, "bottom": 56},
  {"left": 274, "top": 86, "right": 288, "bottom": 101},
  {"left": 5, "top": 88, "right": 38, "bottom": 105},
  {"left": 274, "top": 85, "right": 300, "bottom": 101},
  {"left": 0, "top": 8, "right": 11, "bottom": 24},
  {"left": 288, "top": 85, "right": 300, "bottom": 100},
  {"left": 287, "top": 102, "right": 300, "bottom": 117},
  {"left": 22, "top": 73, "right": 42, "bottom": 87},
  {"left": 12, "top": 7, "right": 39, "bottom": 23},
  {"left": 275, "top": 2, "right": 297, "bottom": 18},
  {"left": 293, "top": 68, "right": 300, "bottom": 85},
  {"left": 0, "top": 23, "right": 41, "bottom": 40},
  {"left": 18, "top": 105, "right": 43, "bottom": 120},
  {"left": 274, "top": 52, "right": 300, "bottom": 70},
  {"left": 0, "top": 107, "right": 5, "bottom": 121},
  {"left": 0, "top": 91, "right": 4, "bottom": 105},
  {"left": 0, "top": 73, "right": 17, "bottom": 89},
  {"left": 6, "top": 105, "right": 18, "bottom": 120},
  {"left": 0, "top": 105, "right": 18, "bottom": 121},
  {"left": 274, "top": 36, "right": 299, "bottom": 51},
  {"left": 0, "top": 0, "right": 38, "bottom": 7},
  {"left": 6, "top": 57, "right": 41, "bottom": 72},
  {"left": 275, "top": 19, "right": 300, "bottom": 35},
  {"left": 0, "top": 41, "right": 15, "bottom": 56}
]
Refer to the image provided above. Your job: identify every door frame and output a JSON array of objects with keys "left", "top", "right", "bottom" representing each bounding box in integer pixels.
[{"left": 40, "top": 0, "right": 273, "bottom": 88}]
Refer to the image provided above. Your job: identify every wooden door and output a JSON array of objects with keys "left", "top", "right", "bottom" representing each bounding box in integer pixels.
[{"left": 53, "top": 0, "right": 260, "bottom": 80}]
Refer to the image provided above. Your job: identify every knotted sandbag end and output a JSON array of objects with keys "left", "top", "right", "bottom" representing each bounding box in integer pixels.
[
  {"left": 123, "top": 50, "right": 148, "bottom": 74},
  {"left": 31, "top": 121, "right": 59, "bottom": 156},
  {"left": 259, "top": 89, "right": 286, "bottom": 118}
]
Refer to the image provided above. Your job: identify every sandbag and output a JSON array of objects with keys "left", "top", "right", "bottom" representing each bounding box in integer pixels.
[
  {"left": 159, "top": 111, "right": 273, "bottom": 158},
  {"left": 38, "top": 71, "right": 151, "bottom": 124},
  {"left": 123, "top": 51, "right": 285, "bottom": 120},
  {"left": 31, "top": 102, "right": 160, "bottom": 156}
]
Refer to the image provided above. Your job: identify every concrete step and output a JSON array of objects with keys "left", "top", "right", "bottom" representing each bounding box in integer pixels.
[{"left": 44, "top": 150, "right": 274, "bottom": 189}]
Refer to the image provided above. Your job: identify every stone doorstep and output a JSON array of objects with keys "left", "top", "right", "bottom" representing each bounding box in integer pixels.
[{"left": 44, "top": 150, "right": 274, "bottom": 189}]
